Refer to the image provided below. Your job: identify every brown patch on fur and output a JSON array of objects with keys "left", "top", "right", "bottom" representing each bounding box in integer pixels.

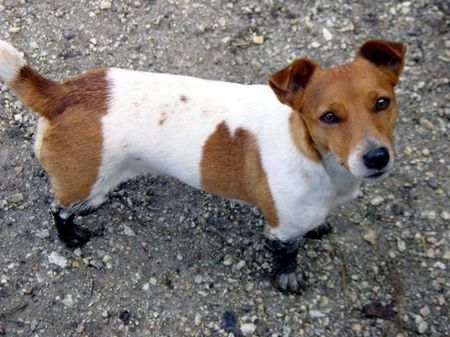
[
  {"left": 201, "top": 122, "right": 278, "bottom": 227},
  {"left": 289, "top": 111, "right": 321, "bottom": 162},
  {"left": 180, "top": 95, "right": 188, "bottom": 102},
  {"left": 28, "top": 68, "right": 110, "bottom": 206}
]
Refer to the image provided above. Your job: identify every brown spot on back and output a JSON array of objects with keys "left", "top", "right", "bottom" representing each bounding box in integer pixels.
[
  {"left": 180, "top": 95, "right": 188, "bottom": 102},
  {"left": 34, "top": 68, "right": 109, "bottom": 206},
  {"left": 201, "top": 122, "right": 278, "bottom": 227}
]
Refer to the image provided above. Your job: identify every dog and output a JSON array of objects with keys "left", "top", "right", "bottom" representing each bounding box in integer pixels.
[{"left": 0, "top": 39, "right": 406, "bottom": 293}]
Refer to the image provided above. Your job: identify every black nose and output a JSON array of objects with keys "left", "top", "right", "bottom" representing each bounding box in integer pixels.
[{"left": 363, "top": 147, "right": 390, "bottom": 170}]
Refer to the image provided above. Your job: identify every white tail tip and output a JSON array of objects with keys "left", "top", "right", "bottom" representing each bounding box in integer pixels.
[{"left": 0, "top": 40, "right": 26, "bottom": 83}]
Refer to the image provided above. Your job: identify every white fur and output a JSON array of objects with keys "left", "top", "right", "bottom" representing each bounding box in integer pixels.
[
  {"left": 0, "top": 41, "right": 25, "bottom": 83},
  {"left": 88, "top": 68, "right": 362, "bottom": 242}
]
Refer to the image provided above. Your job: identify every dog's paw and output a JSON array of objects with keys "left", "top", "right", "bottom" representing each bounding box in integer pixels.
[
  {"left": 51, "top": 204, "right": 91, "bottom": 248},
  {"left": 61, "top": 225, "right": 91, "bottom": 248},
  {"left": 276, "top": 270, "right": 307, "bottom": 294}
]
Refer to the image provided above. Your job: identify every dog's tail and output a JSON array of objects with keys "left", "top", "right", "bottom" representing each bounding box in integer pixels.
[{"left": 0, "top": 40, "right": 63, "bottom": 120}]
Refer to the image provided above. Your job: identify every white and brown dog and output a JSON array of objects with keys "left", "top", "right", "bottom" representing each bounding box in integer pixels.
[{"left": 0, "top": 39, "right": 405, "bottom": 293}]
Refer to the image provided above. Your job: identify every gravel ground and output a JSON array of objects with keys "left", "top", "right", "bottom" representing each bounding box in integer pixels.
[{"left": 0, "top": 1, "right": 449, "bottom": 336}]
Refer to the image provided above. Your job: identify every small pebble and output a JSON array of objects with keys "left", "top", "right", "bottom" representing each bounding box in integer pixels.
[
  {"left": 309, "top": 310, "right": 326, "bottom": 318},
  {"left": 443, "top": 251, "right": 450, "bottom": 260},
  {"left": 397, "top": 239, "right": 406, "bottom": 252},
  {"left": 48, "top": 251, "right": 68, "bottom": 268},
  {"left": 7, "top": 193, "right": 24, "bottom": 204},
  {"left": 62, "top": 294, "right": 74, "bottom": 306},
  {"left": 236, "top": 260, "right": 246, "bottom": 270},
  {"left": 245, "top": 282, "right": 254, "bottom": 292},
  {"left": 252, "top": 35, "right": 264, "bottom": 45},
  {"left": 417, "top": 321, "right": 428, "bottom": 334},
  {"left": 223, "top": 256, "right": 233, "bottom": 266},
  {"left": 241, "top": 323, "right": 256, "bottom": 335},
  {"left": 75, "top": 322, "right": 85, "bottom": 334},
  {"left": 440, "top": 211, "right": 449, "bottom": 221},
  {"left": 194, "top": 313, "right": 202, "bottom": 326},
  {"left": 351, "top": 323, "right": 362, "bottom": 332},
  {"left": 63, "top": 28, "right": 75, "bottom": 40},
  {"left": 433, "top": 261, "right": 446, "bottom": 270},
  {"left": 363, "top": 228, "right": 378, "bottom": 245},
  {"left": 100, "top": 0, "right": 112, "bottom": 10},
  {"left": 322, "top": 28, "right": 333, "bottom": 41},
  {"left": 419, "top": 306, "right": 430, "bottom": 317},
  {"left": 421, "top": 148, "right": 430, "bottom": 156},
  {"left": 414, "top": 315, "right": 428, "bottom": 334},
  {"left": 419, "top": 118, "right": 434, "bottom": 130},
  {"left": 9, "top": 26, "right": 21, "bottom": 34},
  {"left": 123, "top": 225, "right": 135, "bottom": 236},
  {"left": 222, "top": 311, "right": 237, "bottom": 332},
  {"left": 425, "top": 211, "right": 436, "bottom": 220},
  {"left": 370, "top": 196, "right": 385, "bottom": 206}
]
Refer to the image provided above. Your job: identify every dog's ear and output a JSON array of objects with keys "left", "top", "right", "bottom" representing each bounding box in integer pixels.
[
  {"left": 268, "top": 59, "right": 318, "bottom": 108},
  {"left": 357, "top": 39, "right": 407, "bottom": 84}
]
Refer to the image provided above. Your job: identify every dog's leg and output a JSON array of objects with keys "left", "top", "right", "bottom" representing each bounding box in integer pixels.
[
  {"left": 50, "top": 202, "right": 91, "bottom": 248},
  {"left": 265, "top": 237, "right": 307, "bottom": 293}
]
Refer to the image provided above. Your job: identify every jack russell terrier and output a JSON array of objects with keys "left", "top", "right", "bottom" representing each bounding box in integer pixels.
[{"left": 0, "top": 39, "right": 406, "bottom": 293}]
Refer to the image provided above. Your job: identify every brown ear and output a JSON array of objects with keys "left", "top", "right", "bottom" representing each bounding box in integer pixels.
[
  {"left": 268, "top": 59, "right": 318, "bottom": 107},
  {"left": 357, "top": 39, "right": 407, "bottom": 84}
]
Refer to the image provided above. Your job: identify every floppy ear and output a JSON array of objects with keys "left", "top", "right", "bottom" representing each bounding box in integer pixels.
[
  {"left": 357, "top": 39, "right": 407, "bottom": 84},
  {"left": 268, "top": 59, "right": 318, "bottom": 107}
]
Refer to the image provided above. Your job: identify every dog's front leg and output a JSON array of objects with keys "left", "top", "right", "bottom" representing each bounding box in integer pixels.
[
  {"left": 50, "top": 202, "right": 91, "bottom": 248},
  {"left": 265, "top": 237, "right": 307, "bottom": 293}
]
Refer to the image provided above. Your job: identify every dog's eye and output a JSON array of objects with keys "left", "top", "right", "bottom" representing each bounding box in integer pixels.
[
  {"left": 375, "top": 97, "right": 391, "bottom": 111},
  {"left": 320, "top": 111, "right": 340, "bottom": 124}
]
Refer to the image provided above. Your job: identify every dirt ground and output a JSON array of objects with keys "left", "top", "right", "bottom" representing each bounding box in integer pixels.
[{"left": 0, "top": 1, "right": 449, "bottom": 336}]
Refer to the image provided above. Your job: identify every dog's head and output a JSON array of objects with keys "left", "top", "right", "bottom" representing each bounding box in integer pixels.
[{"left": 269, "top": 39, "right": 406, "bottom": 179}]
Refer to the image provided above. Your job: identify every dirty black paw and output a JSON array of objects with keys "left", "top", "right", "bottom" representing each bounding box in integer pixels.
[
  {"left": 276, "top": 270, "right": 307, "bottom": 294},
  {"left": 304, "top": 222, "right": 333, "bottom": 240},
  {"left": 60, "top": 224, "right": 91, "bottom": 248},
  {"left": 51, "top": 204, "right": 91, "bottom": 248}
]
